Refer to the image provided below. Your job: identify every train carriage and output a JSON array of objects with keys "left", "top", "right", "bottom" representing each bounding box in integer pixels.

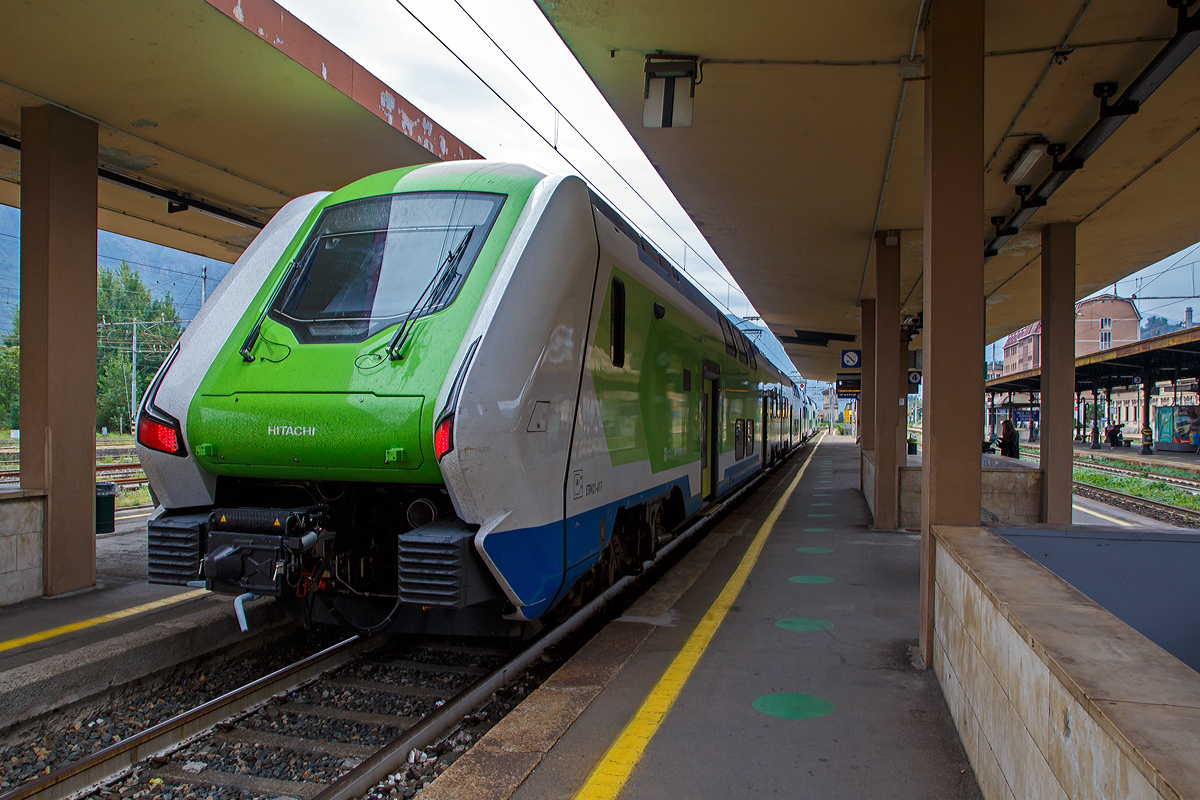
[{"left": 139, "top": 161, "right": 807, "bottom": 636}]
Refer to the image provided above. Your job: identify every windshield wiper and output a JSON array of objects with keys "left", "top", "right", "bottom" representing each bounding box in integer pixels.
[
  {"left": 241, "top": 234, "right": 324, "bottom": 361},
  {"left": 386, "top": 226, "right": 474, "bottom": 361},
  {"left": 241, "top": 261, "right": 298, "bottom": 362}
]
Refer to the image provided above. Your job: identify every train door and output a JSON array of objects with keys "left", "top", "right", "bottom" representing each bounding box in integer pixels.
[
  {"left": 762, "top": 394, "right": 770, "bottom": 468},
  {"left": 700, "top": 386, "right": 711, "bottom": 499},
  {"left": 701, "top": 360, "right": 721, "bottom": 500}
]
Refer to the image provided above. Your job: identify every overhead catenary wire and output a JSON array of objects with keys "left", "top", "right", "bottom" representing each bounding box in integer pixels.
[{"left": 400, "top": 0, "right": 753, "bottom": 323}]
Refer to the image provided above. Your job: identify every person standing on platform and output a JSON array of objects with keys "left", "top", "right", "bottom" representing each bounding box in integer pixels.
[{"left": 999, "top": 419, "right": 1020, "bottom": 459}]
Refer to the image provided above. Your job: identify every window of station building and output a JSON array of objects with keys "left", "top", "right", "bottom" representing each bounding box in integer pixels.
[
  {"left": 610, "top": 278, "right": 626, "bottom": 367},
  {"left": 1100, "top": 317, "right": 1112, "bottom": 330},
  {"left": 1100, "top": 330, "right": 1112, "bottom": 350}
]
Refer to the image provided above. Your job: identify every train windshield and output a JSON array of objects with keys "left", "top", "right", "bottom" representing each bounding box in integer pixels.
[{"left": 269, "top": 191, "right": 505, "bottom": 343}]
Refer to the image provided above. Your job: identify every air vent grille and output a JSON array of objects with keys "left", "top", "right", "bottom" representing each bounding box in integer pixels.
[
  {"left": 398, "top": 535, "right": 465, "bottom": 606},
  {"left": 147, "top": 513, "right": 208, "bottom": 585}
]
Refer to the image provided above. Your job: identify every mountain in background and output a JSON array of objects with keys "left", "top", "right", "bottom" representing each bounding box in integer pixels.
[{"left": 0, "top": 204, "right": 233, "bottom": 337}]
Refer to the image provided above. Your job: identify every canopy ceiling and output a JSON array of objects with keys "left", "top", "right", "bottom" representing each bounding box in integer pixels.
[
  {"left": 0, "top": 0, "right": 478, "bottom": 262},
  {"left": 542, "top": 0, "right": 1200, "bottom": 380}
]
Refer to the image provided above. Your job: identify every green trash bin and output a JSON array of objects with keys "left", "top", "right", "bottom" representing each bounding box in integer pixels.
[{"left": 96, "top": 482, "right": 119, "bottom": 534}]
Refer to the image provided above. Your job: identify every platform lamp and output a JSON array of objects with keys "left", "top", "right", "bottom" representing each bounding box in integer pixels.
[{"left": 643, "top": 54, "right": 699, "bottom": 128}]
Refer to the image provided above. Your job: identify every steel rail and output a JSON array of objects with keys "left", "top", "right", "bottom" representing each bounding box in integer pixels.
[
  {"left": 1074, "top": 481, "right": 1200, "bottom": 521},
  {"left": 0, "top": 462, "right": 144, "bottom": 480},
  {"left": 0, "top": 637, "right": 374, "bottom": 800}
]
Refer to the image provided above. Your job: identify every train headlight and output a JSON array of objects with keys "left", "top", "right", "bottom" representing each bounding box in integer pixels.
[{"left": 434, "top": 415, "right": 454, "bottom": 461}]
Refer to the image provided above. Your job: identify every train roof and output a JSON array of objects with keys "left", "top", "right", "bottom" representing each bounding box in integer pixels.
[{"left": 587, "top": 190, "right": 799, "bottom": 394}]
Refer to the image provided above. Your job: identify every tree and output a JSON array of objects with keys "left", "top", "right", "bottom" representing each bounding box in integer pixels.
[
  {"left": 0, "top": 343, "right": 17, "bottom": 430},
  {"left": 0, "top": 263, "right": 185, "bottom": 433},
  {"left": 96, "top": 262, "right": 182, "bottom": 431},
  {"left": 1141, "top": 315, "right": 1182, "bottom": 340},
  {"left": 0, "top": 311, "right": 18, "bottom": 430}
]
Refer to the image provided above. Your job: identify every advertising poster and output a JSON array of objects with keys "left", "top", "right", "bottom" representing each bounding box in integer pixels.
[{"left": 1157, "top": 405, "right": 1200, "bottom": 446}]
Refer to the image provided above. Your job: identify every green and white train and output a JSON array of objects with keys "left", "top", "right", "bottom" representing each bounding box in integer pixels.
[{"left": 138, "top": 162, "right": 817, "bottom": 635}]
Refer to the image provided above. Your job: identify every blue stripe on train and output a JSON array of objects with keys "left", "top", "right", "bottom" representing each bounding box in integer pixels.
[{"left": 480, "top": 458, "right": 763, "bottom": 618}]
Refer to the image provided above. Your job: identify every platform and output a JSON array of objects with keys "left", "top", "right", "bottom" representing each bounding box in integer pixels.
[
  {"left": 1069, "top": 440, "right": 1200, "bottom": 474},
  {"left": 424, "top": 434, "right": 983, "bottom": 799},
  {"left": 0, "top": 507, "right": 199, "bottom": 669},
  {"left": 0, "top": 509, "right": 290, "bottom": 728}
]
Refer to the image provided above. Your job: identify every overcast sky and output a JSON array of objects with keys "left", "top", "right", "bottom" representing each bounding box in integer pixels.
[{"left": 274, "top": 0, "right": 823, "bottom": 383}]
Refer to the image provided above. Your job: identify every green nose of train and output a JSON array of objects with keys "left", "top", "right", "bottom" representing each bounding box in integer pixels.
[{"left": 188, "top": 176, "right": 512, "bottom": 483}]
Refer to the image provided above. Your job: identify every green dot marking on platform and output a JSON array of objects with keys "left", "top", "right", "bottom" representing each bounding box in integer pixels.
[
  {"left": 776, "top": 617, "right": 834, "bottom": 632},
  {"left": 789, "top": 575, "right": 834, "bottom": 584},
  {"left": 811, "top": 493, "right": 830, "bottom": 496},
  {"left": 797, "top": 547, "right": 834, "bottom": 554},
  {"left": 802, "top": 528, "right": 832, "bottom": 532},
  {"left": 810, "top": 502, "right": 832, "bottom": 506},
  {"left": 753, "top": 692, "right": 835, "bottom": 719},
  {"left": 807, "top": 513, "right": 833, "bottom": 518}
]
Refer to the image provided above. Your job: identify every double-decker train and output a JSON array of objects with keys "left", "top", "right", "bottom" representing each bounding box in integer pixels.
[{"left": 139, "top": 161, "right": 817, "bottom": 636}]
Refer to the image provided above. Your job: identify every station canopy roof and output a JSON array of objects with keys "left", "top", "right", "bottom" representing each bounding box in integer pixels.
[
  {"left": 542, "top": 1, "right": 1200, "bottom": 380},
  {"left": 0, "top": 0, "right": 479, "bottom": 263}
]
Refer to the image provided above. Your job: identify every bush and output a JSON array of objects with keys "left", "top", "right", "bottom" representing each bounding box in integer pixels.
[{"left": 834, "top": 423, "right": 845, "bottom": 435}]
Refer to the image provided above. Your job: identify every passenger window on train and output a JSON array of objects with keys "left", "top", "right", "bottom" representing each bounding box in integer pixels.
[
  {"left": 736, "top": 331, "right": 749, "bottom": 364},
  {"left": 734, "top": 419, "right": 745, "bottom": 460},
  {"left": 747, "top": 419, "right": 754, "bottom": 449},
  {"left": 683, "top": 369, "right": 692, "bottom": 391},
  {"left": 720, "top": 318, "right": 737, "bottom": 356},
  {"left": 610, "top": 278, "right": 626, "bottom": 367}
]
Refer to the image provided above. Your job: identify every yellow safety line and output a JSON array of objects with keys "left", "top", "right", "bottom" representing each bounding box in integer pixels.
[
  {"left": 1072, "top": 503, "right": 1132, "bottom": 527},
  {"left": 573, "top": 433, "right": 822, "bottom": 800},
  {"left": 0, "top": 589, "right": 207, "bottom": 654}
]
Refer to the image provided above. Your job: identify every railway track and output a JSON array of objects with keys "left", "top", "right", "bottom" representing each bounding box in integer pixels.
[
  {"left": 1072, "top": 459, "right": 1200, "bottom": 495},
  {"left": 0, "top": 436, "right": 806, "bottom": 800},
  {"left": 1, "top": 603, "right": 584, "bottom": 800},
  {"left": 0, "top": 461, "right": 148, "bottom": 488},
  {"left": 1073, "top": 481, "right": 1200, "bottom": 524}
]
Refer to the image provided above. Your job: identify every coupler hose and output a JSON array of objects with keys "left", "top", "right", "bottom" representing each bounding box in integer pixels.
[{"left": 318, "top": 594, "right": 402, "bottom": 638}]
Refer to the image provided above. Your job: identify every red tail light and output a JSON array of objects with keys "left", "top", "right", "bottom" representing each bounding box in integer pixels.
[
  {"left": 138, "top": 414, "right": 183, "bottom": 455},
  {"left": 434, "top": 416, "right": 454, "bottom": 461}
]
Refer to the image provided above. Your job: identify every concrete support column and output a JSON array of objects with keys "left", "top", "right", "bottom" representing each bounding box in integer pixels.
[
  {"left": 861, "top": 300, "right": 876, "bottom": 452},
  {"left": 860, "top": 300, "right": 876, "bottom": 491},
  {"left": 874, "top": 233, "right": 901, "bottom": 530},
  {"left": 20, "top": 105, "right": 98, "bottom": 596},
  {"left": 1041, "top": 223, "right": 1075, "bottom": 524},
  {"left": 919, "top": 0, "right": 985, "bottom": 667},
  {"left": 899, "top": 333, "right": 910, "bottom": 461}
]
